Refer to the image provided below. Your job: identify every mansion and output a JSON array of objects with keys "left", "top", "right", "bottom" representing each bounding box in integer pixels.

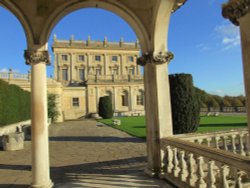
[{"left": 0, "top": 36, "right": 145, "bottom": 122}]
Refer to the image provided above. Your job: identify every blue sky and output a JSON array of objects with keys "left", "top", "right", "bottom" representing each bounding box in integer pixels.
[{"left": 0, "top": 0, "right": 244, "bottom": 96}]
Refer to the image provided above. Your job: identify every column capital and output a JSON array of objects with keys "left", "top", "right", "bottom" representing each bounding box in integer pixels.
[
  {"left": 24, "top": 50, "right": 50, "bottom": 65},
  {"left": 136, "top": 51, "right": 174, "bottom": 66},
  {"left": 222, "top": 0, "right": 250, "bottom": 25}
]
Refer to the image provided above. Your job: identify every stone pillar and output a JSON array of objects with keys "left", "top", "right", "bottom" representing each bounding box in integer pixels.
[
  {"left": 129, "top": 86, "right": 133, "bottom": 111},
  {"left": 104, "top": 53, "right": 107, "bottom": 75},
  {"left": 70, "top": 53, "right": 73, "bottom": 82},
  {"left": 24, "top": 50, "right": 53, "bottom": 188},
  {"left": 137, "top": 51, "right": 174, "bottom": 176},
  {"left": 113, "top": 87, "right": 117, "bottom": 112},
  {"left": 95, "top": 87, "right": 99, "bottom": 113},
  {"left": 222, "top": 0, "right": 250, "bottom": 153},
  {"left": 54, "top": 54, "right": 58, "bottom": 80}
]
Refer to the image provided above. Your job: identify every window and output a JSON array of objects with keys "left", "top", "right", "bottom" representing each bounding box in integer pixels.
[
  {"left": 95, "top": 55, "right": 101, "bottom": 62},
  {"left": 136, "top": 91, "right": 144, "bottom": 105},
  {"left": 79, "top": 69, "right": 85, "bottom": 81},
  {"left": 128, "top": 56, "right": 134, "bottom": 62},
  {"left": 129, "top": 68, "right": 135, "bottom": 75},
  {"left": 62, "top": 69, "right": 68, "bottom": 81},
  {"left": 112, "top": 68, "right": 118, "bottom": 75},
  {"left": 112, "top": 56, "right": 118, "bottom": 62},
  {"left": 78, "top": 55, "right": 85, "bottom": 62},
  {"left": 121, "top": 91, "right": 129, "bottom": 106},
  {"left": 62, "top": 55, "right": 68, "bottom": 61},
  {"left": 72, "top": 97, "right": 79, "bottom": 107},
  {"left": 96, "top": 68, "right": 101, "bottom": 76}
]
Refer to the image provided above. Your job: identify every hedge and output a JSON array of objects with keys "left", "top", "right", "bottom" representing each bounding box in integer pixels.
[
  {"left": 98, "top": 96, "right": 113, "bottom": 119},
  {"left": 0, "top": 79, "right": 31, "bottom": 126}
]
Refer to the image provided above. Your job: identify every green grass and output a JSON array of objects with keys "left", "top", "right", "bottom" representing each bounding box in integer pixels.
[{"left": 99, "top": 116, "right": 247, "bottom": 139}]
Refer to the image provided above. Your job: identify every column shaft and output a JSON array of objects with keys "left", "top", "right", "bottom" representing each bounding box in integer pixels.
[{"left": 31, "top": 62, "right": 52, "bottom": 187}]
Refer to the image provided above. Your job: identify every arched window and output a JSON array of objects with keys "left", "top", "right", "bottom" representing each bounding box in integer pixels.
[
  {"left": 121, "top": 90, "right": 129, "bottom": 106},
  {"left": 136, "top": 90, "right": 144, "bottom": 105}
]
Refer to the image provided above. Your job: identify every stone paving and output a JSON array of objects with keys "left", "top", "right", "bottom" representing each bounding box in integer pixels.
[{"left": 0, "top": 119, "right": 173, "bottom": 188}]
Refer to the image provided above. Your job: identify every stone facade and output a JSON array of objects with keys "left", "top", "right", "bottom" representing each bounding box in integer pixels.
[{"left": 0, "top": 37, "right": 145, "bottom": 121}]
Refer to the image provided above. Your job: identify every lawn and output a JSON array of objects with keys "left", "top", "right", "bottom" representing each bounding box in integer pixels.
[{"left": 99, "top": 116, "right": 247, "bottom": 139}]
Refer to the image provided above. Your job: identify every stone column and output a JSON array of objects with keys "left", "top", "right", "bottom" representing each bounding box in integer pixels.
[
  {"left": 137, "top": 51, "right": 174, "bottom": 176},
  {"left": 24, "top": 50, "right": 53, "bottom": 188},
  {"left": 222, "top": 0, "right": 250, "bottom": 153},
  {"left": 129, "top": 86, "right": 133, "bottom": 111},
  {"left": 54, "top": 54, "right": 58, "bottom": 80},
  {"left": 95, "top": 87, "right": 99, "bottom": 113},
  {"left": 104, "top": 53, "right": 107, "bottom": 75},
  {"left": 70, "top": 53, "right": 73, "bottom": 82},
  {"left": 113, "top": 87, "right": 117, "bottom": 112}
]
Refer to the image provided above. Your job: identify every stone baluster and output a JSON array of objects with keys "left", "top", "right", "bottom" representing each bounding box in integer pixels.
[
  {"left": 173, "top": 148, "right": 180, "bottom": 177},
  {"left": 187, "top": 153, "right": 195, "bottom": 187},
  {"left": 196, "top": 139, "right": 203, "bottom": 145},
  {"left": 222, "top": 136, "right": 228, "bottom": 151},
  {"left": 180, "top": 150, "right": 188, "bottom": 182},
  {"left": 207, "top": 161, "right": 216, "bottom": 188},
  {"left": 235, "top": 171, "right": 244, "bottom": 188},
  {"left": 196, "top": 156, "right": 206, "bottom": 188},
  {"left": 214, "top": 136, "right": 220, "bottom": 149},
  {"left": 206, "top": 138, "right": 212, "bottom": 147},
  {"left": 239, "top": 134, "right": 246, "bottom": 156},
  {"left": 220, "top": 165, "right": 229, "bottom": 188},
  {"left": 166, "top": 146, "right": 174, "bottom": 174},
  {"left": 230, "top": 135, "right": 237, "bottom": 154}
]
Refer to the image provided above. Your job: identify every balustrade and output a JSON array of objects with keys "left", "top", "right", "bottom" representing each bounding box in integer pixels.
[
  {"left": 174, "top": 128, "right": 249, "bottom": 156},
  {"left": 161, "top": 137, "right": 250, "bottom": 188}
]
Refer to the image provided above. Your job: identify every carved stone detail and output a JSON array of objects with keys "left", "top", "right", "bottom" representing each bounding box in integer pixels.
[
  {"left": 24, "top": 50, "right": 50, "bottom": 65},
  {"left": 222, "top": 0, "right": 250, "bottom": 25},
  {"left": 137, "top": 51, "right": 174, "bottom": 66}
]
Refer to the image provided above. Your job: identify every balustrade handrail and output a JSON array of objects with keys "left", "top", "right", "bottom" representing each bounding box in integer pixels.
[
  {"left": 174, "top": 128, "right": 248, "bottom": 141},
  {"left": 161, "top": 137, "right": 250, "bottom": 175}
]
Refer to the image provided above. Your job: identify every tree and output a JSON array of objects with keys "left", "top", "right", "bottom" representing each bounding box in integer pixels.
[
  {"left": 48, "top": 93, "right": 59, "bottom": 122},
  {"left": 169, "top": 74, "right": 200, "bottom": 134},
  {"left": 98, "top": 96, "right": 113, "bottom": 119},
  {"left": 205, "top": 96, "right": 219, "bottom": 112}
]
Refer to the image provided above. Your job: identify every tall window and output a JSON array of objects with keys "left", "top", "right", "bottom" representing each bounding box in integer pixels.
[
  {"left": 72, "top": 97, "right": 79, "bottom": 107},
  {"left": 112, "top": 56, "right": 118, "bottom": 62},
  {"left": 79, "top": 69, "right": 85, "bottom": 81},
  {"left": 112, "top": 68, "right": 118, "bottom": 75},
  {"left": 62, "top": 69, "right": 68, "bottom": 81},
  {"left": 136, "top": 90, "right": 144, "bottom": 105},
  {"left": 96, "top": 68, "right": 101, "bottom": 76},
  {"left": 129, "top": 68, "right": 135, "bottom": 75},
  {"left": 95, "top": 55, "right": 101, "bottom": 62},
  {"left": 78, "top": 55, "right": 85, "bottom": 62},
  {"left": 128, "top": 56, "right": 134, "bottom": 62},
  {"left": 121, "top": 91, "right": 129, "bottom": 106},
  {"left": 62, "top": 55, "right": 68, "bottom": 61}
]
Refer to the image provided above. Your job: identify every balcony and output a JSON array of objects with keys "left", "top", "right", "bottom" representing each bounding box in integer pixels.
[{"left": 87, "top": 74, "right": 143, "bottom": 83}]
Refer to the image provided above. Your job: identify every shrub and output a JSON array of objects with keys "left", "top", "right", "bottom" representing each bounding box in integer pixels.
[
  {"left": 98, "top": 96, "right": 113, "bottom": 119},
  {"left": 48, "top": 93, "right": 59, "bottom": 122},
  {"left": 169, "top": 74, "right": 200, "bottom": 134}
]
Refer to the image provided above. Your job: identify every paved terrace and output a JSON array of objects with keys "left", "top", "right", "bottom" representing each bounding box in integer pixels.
[{"left": 0, "top": 120, "right": 172, "bottom": 188}]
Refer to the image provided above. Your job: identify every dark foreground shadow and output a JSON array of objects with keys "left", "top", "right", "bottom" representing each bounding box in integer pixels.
[
  {"left": 49, "top": 136, "right": 145, "bottom": 143},
  {"left": 199, "top": 123, "right": 247, "bottom": 127}
]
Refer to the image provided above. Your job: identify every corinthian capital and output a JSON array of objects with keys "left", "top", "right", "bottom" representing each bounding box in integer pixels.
[
  {"left": 222, "top": 0, "right": 250, "bottom": 25},
  {"left": 137, "top": 51, "right": 174, "bottom": 66},
  {"left": 24, "top": 50, "right": 50, "bottom": 65}
]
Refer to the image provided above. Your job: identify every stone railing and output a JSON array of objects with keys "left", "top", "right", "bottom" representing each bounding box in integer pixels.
[
  {"left": 0, "top": 71, "right": 30, "bottom": 81},
  {"left": 87, "top": 74, "right": 143, "bottom": 83},
  {"left": 174, "top": 128, "right": 249, "bottom": 156},
  {"left": 161, "top": 137, "right": 250, "bottom": 188}
]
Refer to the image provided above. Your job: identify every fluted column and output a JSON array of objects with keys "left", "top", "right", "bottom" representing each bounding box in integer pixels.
[
  {"left": 24, "top": 50, "right": 53, "bottom": 188},
  {"left": 137, "top": 51, "right": 174, "bottom": 176},
  {"left": 222, "top": 0, "right": 250, "bottom": 154}
]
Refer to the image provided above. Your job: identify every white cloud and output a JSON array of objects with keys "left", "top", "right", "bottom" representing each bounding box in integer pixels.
[
  {"left": 214, "top": 23, "right": 241, "bottom": 50},
  {"left": 196, "top": 43, "right": 210, "bottom": 52}
]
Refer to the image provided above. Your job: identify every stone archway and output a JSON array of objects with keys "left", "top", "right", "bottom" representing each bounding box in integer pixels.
[{"left": 0, "top": 1, "right": 187, "bottom": 187}]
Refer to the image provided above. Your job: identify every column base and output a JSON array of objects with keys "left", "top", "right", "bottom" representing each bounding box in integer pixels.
[
  {"left": 144, "top": 167, "right": 158, "bottom": 177},
  {"left": 31, "top": 180, "right": 53, "bottom": 188}
]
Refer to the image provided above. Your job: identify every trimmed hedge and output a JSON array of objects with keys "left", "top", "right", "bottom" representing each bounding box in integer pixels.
[
  {"left": 48, "top": 93, "right": 59, "bottom": 122},
  {"left": 98, "top": 96, "right": 113, "bottom": 119},
  {"left": 0, "top": 79, "right": 31, "bottom": 126},
  {"left": 169, "top": 74, "right": 200, "bottom": 134}
]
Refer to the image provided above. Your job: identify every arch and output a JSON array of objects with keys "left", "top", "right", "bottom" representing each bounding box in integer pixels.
[
  {"left": 0, "top": 1, "right": 33, "bottom": 48},
  {"left": 40, "top": 0, "right": 150, "bottom": 52}
]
